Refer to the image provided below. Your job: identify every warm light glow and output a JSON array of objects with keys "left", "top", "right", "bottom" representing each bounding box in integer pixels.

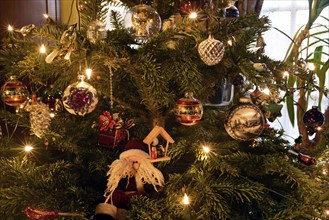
[
  {"left": 24, "top": 145, "right": 33, "bottom": 152},
  {"left": 263, "top": 87, "right": 270, "bottom": 95},
  {"left": 283, "top": 71, "right": 289, "bottom": 78},
  {"left": 86, "top": 68, "right": 93, "bottom": 80},
  {"left": 325, "top": 209, "right": 329, "bottom": 215},
  {"left": 183, "top": 193, "right": 190, "bottom": 205},
  {"left": 317, "top": 127, "right": 322, "bottom": 131},
  {"left": 43, "top": 14, "right": 49, "bottom": 19},
  {"left": 308, "top": 63, "right": 315, "bottom": 71},
  {"left": 49, "top": 112, "right": 55, "bottom": 118},
  {"left": 202, "top": 146, "right": 210, "bottom": 154},
  {"left": 39, "top": 44, "right": 46, "bottom": 54},
  {"left": 322, "top": 168, "right": 328, "bottom": 175},
  {"left": 8, "top": 25, "right": 14, "bottom": 32},
  {"left": 227, "top": 39, "right": 233, "bottom": 46},
  {"left": 189, "top": 12, "right": 198, "bottom": 19}
]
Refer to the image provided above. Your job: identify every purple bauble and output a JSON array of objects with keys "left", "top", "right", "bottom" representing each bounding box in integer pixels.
[
  {"left": 63, "top": 75, "right": 98, "bottom": 116},
  {"left": 303, "top": 106, "right": 324, "bottom": 135}
]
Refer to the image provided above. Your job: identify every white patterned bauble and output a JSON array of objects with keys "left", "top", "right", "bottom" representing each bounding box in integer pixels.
[{"left": 198, "top": 34, "right": 225, "bottom": 66}]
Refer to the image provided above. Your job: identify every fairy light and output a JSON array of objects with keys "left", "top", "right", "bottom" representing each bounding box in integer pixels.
[
  {"left": 183, "top": 193, "right": 190, "bottom": 205},
  {"left": 283, "top": 71, "right": 289, "bottom": 78},
  {"left": 263, "top": 87, "right": 270, "bottom": 95},
  {"left": 8, "top": 25, "right": 14, "bottom": 32},
  {"left": 43, "top": 14, "right": 49, "bottom": 19},
  {"left": 325, "top": 209, "right": 329, "bottom": 215},
  {"left": 86, "top": 68, "right": 92, "bottom": 80},
  {"left": 189, "top": 12, "right": 198, "bottom": 19},
  {"left": 317, "top": 127, "right": 322, "bottom": 131},
  {"left": 227, "top": 39, "right": 233, "bottom": 46},
  {"left": 202, "top": 146, "right": 210, "bottom": 154},
  {"left": 308, "top": 63, "right": 315, "bottom": 71},
  {"left": 39, "top": 44, "right": 46, "bottom": 54},
  {"left": 49, "top": 112, "right": 55, "bottom": 118},
  {"left": 24, "top": 145, "right": 33, "bottom": 152}
]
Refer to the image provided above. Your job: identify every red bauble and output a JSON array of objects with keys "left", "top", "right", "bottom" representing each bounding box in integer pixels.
[
  {"left": 1, "top": 76, "right": 28, "bottom": 106},
  {"left": 175, "top": 92, "right": 203, "bottom": 126}
]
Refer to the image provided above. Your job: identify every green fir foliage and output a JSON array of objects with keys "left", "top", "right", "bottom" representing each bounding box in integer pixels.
[{"left": 0, "top": 0, "right": 328, "bottom": 219}]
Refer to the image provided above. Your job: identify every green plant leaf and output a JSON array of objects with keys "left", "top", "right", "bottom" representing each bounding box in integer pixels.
[
  {"left": 286, "top": 75, "right": 296, "bottom": 127},
  {"left": 317, "top": 59, "right": 329, "bottom": 107}
]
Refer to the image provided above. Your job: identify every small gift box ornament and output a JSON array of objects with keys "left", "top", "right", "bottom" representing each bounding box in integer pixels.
[
  {"left": 97, "top": 111, "right": 134, "bottom": 149},
  {"left": 143, "top": 126, "right": 174, "bottom": 162}
]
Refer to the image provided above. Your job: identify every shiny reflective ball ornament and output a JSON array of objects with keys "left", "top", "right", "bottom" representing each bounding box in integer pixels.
[
  {"left": 1, "top": 76, "right": 28, "bottom": 106},
  {"left": 303, "top": 106, "right": 324, "bottom": 135},
  {"left": 87, "top": 20, "right": 107, "bottom": 43},
  {"left": 62, "top": 75, "right": 98, "bottom": 116},
  {"left": 175, "top": 92, "right": 203, "bottom": 126},
  {"left": 225, "top": 97, "right": 265, "bottom": 141},
  {"left": 198, "top": 33, "right": 225, "bottom": 66},
  {"left": 124, "top": 4, "right": 161, "bottom": 41}
]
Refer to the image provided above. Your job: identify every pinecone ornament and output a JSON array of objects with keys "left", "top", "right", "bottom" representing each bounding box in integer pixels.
[
  {"left": 198, "top": 33, "right": 225, "bottom": 66},
  {"left": 30, "top": 103, "right": 51, "bottom": 138}
]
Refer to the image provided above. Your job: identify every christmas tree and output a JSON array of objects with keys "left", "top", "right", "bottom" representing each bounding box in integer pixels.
[{"left": 0, "top": 0, "right": 329, "bottom": 219}]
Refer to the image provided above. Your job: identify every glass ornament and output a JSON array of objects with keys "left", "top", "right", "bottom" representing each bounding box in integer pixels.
[
  {"left": 198, "top": 33, "right": 225, "bottom": 66},
  {"left": 303, "top": 106, "right": 324, "bottom": 135},
  {"left": 62, "top": 75, "right": 98, "bottom": 116},
  {"left": 124, "top": 4, "right": 161, "bottom": 41},
  {"left": 30, "top": 102, "right": 51, "bottom": 138},
  {"left": 225, "top": 97, "right": 265, "bottom": 141},
  {"left": 87, "top": 20, "right": 107, "bottom": 43},
  {"left": 1, "top": 76, "right": 29, "bottom": 107},
  {"left": 225, "top": 1, "right": 239, "bottom": 18},
  {"left": 175, "top": 92, "right": 203, "bottom": 126}
]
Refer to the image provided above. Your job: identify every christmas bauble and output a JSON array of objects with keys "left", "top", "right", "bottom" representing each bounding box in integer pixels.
[
  {"left": 87, "top": 20, "right": 107, "bottom": 43},
  {"left": 198, "top": 33, "right": 225, "bottom": 66},
  {"left": 62, "top": 75, "right": 98, "bottom": 116},
  {"left": 124, "top": 4, "right": 161, "bottom": 41},
  {"left": 1, "top": 76, "right": 29, "bottom": 107},
  {"left": 225, "top": 97, "right": 265, "bottom": 141},
  {"left": 303, "top": 106, "right": 324, "bottom": 131},
  {"left": 175, "top": 92, "right": 203, "bottom": 126},
  {"left": 30, "top": 103, "right": 51, "bottom": 138},
  {"left": 225, "top": 1, "right": 239, "bottom": 18}
]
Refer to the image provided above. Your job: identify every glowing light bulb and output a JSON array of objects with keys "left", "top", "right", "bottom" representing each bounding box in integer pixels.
[
  {"left": 39, "top": 44, "right": 46, "bottom": 54},
  {"left": 317, "top": 127, "right": 322, "bottom": 131},
  {"left": 325, "top": 209, "right": 329, "bottom": 215},
  {"left": 49, "top": 112, "right": 55, "bottom": 118},
  {"left": 189, "top": 12, "right": 198, "bottom": 19},
  {"left": 86, "top": 68, "right": 92, "bottom": 80},
  {"left": 183, "top": 193, "right": 190, "bottom": 205},
  {"left": 24, "top": 145, "right": 33, "bottom": 152},
  {"left": 228, "top": 39, "right": 233, "bottom": 46},
  {"left": 8, "top": 25, "right": 14, "bottom": 32},
  {"left": 43, "top": 14, "right": 49, "bottom": 19},
  {"left": 283, "top": 71, "right": 289, "bottom": 78},
  {"left": 202, "top": 146, "right": 210, "bottom": 154},
  {"left": 308, "top": 63, "right": 315, "bottom": 71},
  {"left": 263, "top": 87, "right": 270, "bottom": 95}
]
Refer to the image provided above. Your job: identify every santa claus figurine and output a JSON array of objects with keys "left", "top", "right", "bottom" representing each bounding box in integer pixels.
[{"left": 94, "top": 139, "right": 165, "bottom": 220}]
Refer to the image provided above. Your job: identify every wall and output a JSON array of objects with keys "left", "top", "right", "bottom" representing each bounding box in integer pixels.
[{"left": 60, "top": 0, "right": 79, "bottom": 25}]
